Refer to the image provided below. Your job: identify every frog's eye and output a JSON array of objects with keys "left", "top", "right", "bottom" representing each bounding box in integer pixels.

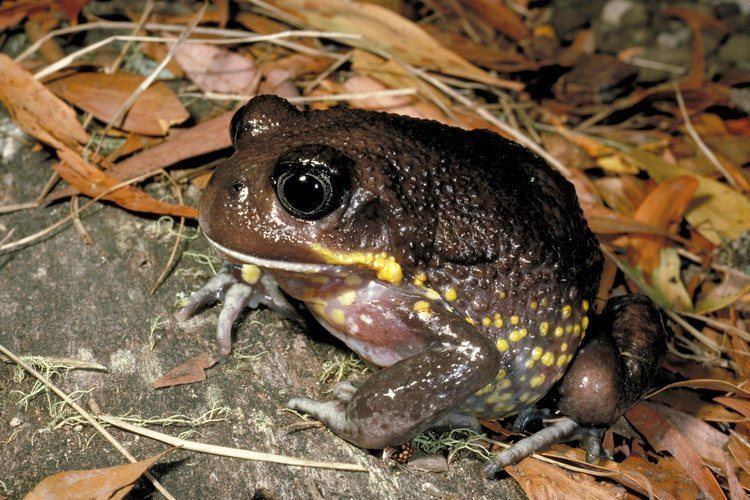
[{"left": 272, "top": 145, "right": 351, "bottom": 220}]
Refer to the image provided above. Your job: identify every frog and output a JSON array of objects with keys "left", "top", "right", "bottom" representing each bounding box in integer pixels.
[{"left": 176, "top": 95, "right": 669, "bottom": 475}]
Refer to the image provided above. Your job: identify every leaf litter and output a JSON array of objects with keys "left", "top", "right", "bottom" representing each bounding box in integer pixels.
[{"left": 1, "top": 0, "right": 749, "bottom": 498}]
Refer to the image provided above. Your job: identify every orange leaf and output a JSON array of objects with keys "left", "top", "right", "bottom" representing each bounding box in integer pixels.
[
  {"left": 506, "top": 457, "right": 625, "bottom": 499},
  {"left": 265, "top": 0, "right": 521, "bottom": 89},
  {"left": 455, "top": 0, "right": 531, "bottom": 41},
  {"left": 54, "top": 147, "right": 197, "bottom": 218},
  {"left": 46, "top": 72, "right": 189, "bottom": 136},
  {"left": 715, "top": 397, "right": 750, "bottom": 419},
  {"left": 153, "top": 352, "right": 217, "bottom": 389},
  {"left": 173, "top": 43, "right": 258, "bottom": 94},
  {"left": 628, "top": 175, "right": 698, "bottom": 273},
  {"left": 0, "top": 53, "right": 88, "bottom": 149},
  {"left": 626, "top": 402, "right": 727, "bottom": 500},
  {"left": 25, "top": 450, "right": 167, "bottom": 500}
]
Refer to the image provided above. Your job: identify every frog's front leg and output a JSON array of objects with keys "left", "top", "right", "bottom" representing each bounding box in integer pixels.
[
  {"left": 175, "top": 262, "right": 298, "bottom": 354},
  {"left": 288, "top": 313, "right": 498, "bottom": 450}
]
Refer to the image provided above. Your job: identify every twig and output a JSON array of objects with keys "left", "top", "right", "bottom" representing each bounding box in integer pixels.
[
  {"left": 32, "top": 31, "right": 358, "bottom": 80},
  {"left": 0, "top": 201, "right": 38, "bottom": 214},
  {"left": 98, "top": 415, "right": 369, "bottom": 472},
  {"left": 183, "top": 88, "right": 417, "bottom": 104},
  {"left": 0, "top": 343, "right": 176, "bottom": 500},
  {"left": 304, "top": 53, "right": 351, "bottom": 94},
  {"left": 150, "top": 170, "right": 186, "bottom": 294},
  {"left": 409, "top": 66, "right": 573, "bottom": 179},
  {"left": 16, "top": 21, "right": 358, "bottom": 63},
  {"left": 70, "top": 195, "right": 93, "bottom": 245},
  {"left": 0, "top": 170, "right": 163, "bottom": 253},
  {"left": 673, "top": 83, "right": 740, "bottom": 189}
]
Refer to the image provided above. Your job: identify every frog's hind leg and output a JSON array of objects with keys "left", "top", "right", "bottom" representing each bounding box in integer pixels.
[
  {"left": 288, "top": 315, "right": 498, "bottom": 450},
  {"left": 175, "top": 263, "right": 299, "bottom": 354},
  {"left": 483, "top": 294, "right": 669, "bottom": 477}
]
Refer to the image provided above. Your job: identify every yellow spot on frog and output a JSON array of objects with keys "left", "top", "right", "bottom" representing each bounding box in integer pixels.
[
  {"left": 331, "top": 309, "right": 346, "bottom": 325},
  {"left": 444, "top": 287, "right": 457, "bottom": 302},
  {"left": 540, "top": 322, "right": 549, "bottom": 335},
  {"left": 541, "top": 352, "right": 555, "bottom": 366},
  {"left": 496, "top": 338, "right": 509, "bottom": 352},
  {"left": 582, "top": 316, "right": 589, "bottom": 330},
  {"left": 465, "top": 317, "right": 476, "bottom": 325},
  {"left": 565, "top": 324, "right": 573, "bottom": 334},
  {"left": 499, "top": 379, "right": 511, "bottom": 389},
  {"left": 520, "top": 392, "right": 532, "bottom": 403},
  {"left": 509, "top": 329, "right": 523, "bottom": 342},
  {"left": 414, "top": 272, "right": 427, "bottom": 285},
  {"left": 476, "top": 384, "right": 493, "bottom": 396},
  {"left": 561, "top": 304, "right": 572, "bottom": 319},
  {"left": 573, "top": 324, "right": 581, "bottom": 336},
  {"left": 337, "top": 291, "right": 356, "bottom": 307},
  {"left": 413, "top": 300, "right": 431, "bottom": 314},
  {"left": 557, "top": 354, "right": 569, "bottom": 367},
  {"left": 311, "top": 276, "right": 329, "bottom": 284},
  {"left": 525, "top": 359, "right": 534, "bottom": 368},
  {"left": 241, "top": 264, "right": 261, "bottom": 285},
  {"left": 498, "top": 290, "right": 507, "bottom": 299},
  {"left": 497, "top": 369, "right": 506, "bottom": 379},
  {"left": 493, "top": 313, "right": 503, "bottom": 328},
  {"left": 531, "top": 346, "right": 543, "bottom": 360},
  {"left": 561, "top": 342, "right": 568, "bottom": 352},
  {"left": 482, "top": 317, "right": 491, "bottom": 327},
  {"left": 510, "top": 315, "right": 520, "bottom": 325},
  {"left": 530, "top": 374, "right": 546, "bottom": 388},
  {"left": 310, "top": 244, "right": 403, "bottom": 285},
  {"left": 530, "top": 300, "right": 538, "bottom": 310},
  {"left": 554, "top": 326, "right": 564, "bottom": 337},
  {"left": 499, "top": 392, "right": 513, "bottom": 401},
  {"left": 424, "top": 288, "right": 441, "bottom": 301},
  {"left": 582, "top": 300, "right": 590, "bottom": 312}
]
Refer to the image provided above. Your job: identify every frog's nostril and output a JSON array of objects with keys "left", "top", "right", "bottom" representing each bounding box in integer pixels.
[{"left": 231, "top": 181, "right": 245, "bottom": 193}]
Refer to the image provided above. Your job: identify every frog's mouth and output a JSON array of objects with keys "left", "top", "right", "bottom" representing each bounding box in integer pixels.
[{"left": 205, "top": 235, "right": 346, "bottom": 275}]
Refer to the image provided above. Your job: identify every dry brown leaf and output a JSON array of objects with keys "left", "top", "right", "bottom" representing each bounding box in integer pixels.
[
  {"left": 25, "top": 450, "right": 167, "bottom": 500},
  {"left": 260, "top": 53, "right": 332, "bottom": 79},
  {"left": 728, "top": 435, "right": 750, "bottom": 477},
  {"left": 626, "top": 402, "right": 727, "bottom": 500},
  {"left": 0, "top": 0, "right": 86, "bottom": 29},
  {"left": 619, "top": 454, "right": 700, "bottom": 499},
  {"left": 649, "top": 378, "right": 750, "bottom": 399},
  {"left": 173, "top": 43, "right": 258, "bottom": 94},
  {"left": 266, "top": 0, "right": 521, "bottom": 89},
  {"left": 626, "top": 175, "right": 698, "bottom": 273},
  {"left": 0, "top": 53, "right": 88, "bottom": 149},
  {"left": 54, "top": 147, "right": 197, "bottom": 218},
  {"left": 153, "top": 352, "right": 217, "bottom": 389},
  {"left": 25, "top": 10, "right": 64, "bottom": 63},
  {"left": 455, "top": 0, "right": 530, "bottom": 41},
  {"left": 139, "top": 41, "right": 185, "bottom": 78},
  {"left": 652, "top": 389, "right": 746, "bottom": 423},
  {"left": 46, "top": 72, "right": 189, "bottom": 136},
  {"left": 505, "top": 457, "right": 626, "bottom": 499},
  {"left": 715, "top": 398, "right": 750, "bottom": 419}
]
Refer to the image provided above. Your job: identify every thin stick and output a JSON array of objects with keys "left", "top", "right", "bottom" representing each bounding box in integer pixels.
[
  {"left": 99, "top": 414, "right": 368, "bottom": 472},
  {"left": 0, "top": 170, "right": 162, "bottom": 253},
  {"left": 0, "top": 201, "right": 38, "bottom": 214},
  {"left": 106, "top": 0, "right": 154, "bottom": 74},
  {"left": 183, "top": 88, "right": 417, "bottom": 103},
  {"left": 33, "top": 31, "right": 358, "bottom": 80},
  {"left": 16, "top": 20, "right": 358, "bottom": 63},
  {"left": 150, "top": 170, "right": 185, "bottom": 295},
  {"left": 70, "top": 195, "right": 93, "bottom": 245},
  {"left": 409, "top": 66, "right": 573, "bottom": 179},
  {"left": 0, "top": 343, "right": 176, "bottom": 500},
  {"left": 99, "top": 2, "right": 207, "bottom": 145},
  {"left": 304, "top": 53, "right": 351, "bottom": 93},
  {"left": 673, "top": 83, "right": 739, "bottom": 189}
]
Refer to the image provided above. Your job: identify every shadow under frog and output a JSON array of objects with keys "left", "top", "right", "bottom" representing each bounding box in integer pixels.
[{"left": 176, "top": 95, "right": 669, "bottom": 475}]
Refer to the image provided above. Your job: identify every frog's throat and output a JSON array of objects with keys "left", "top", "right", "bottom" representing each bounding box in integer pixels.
[
  {"left": 205, "top": 236, "right": 341, "bottom": 275},
  {"left": 205, "top": 236, "right": 403, "bottom": 285}
]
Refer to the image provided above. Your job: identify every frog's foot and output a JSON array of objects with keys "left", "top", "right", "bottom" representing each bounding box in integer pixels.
[
  {"left": 175, "top": 262, "right": 299, "bottom": 354},
  {"left": 510, "top": 406, "right": 550, "bottom": 433},
  {"left": 483, "top": 417, "right": 579, "bottom": 477}
]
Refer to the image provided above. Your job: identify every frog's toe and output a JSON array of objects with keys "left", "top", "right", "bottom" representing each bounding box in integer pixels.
[
  {"left": 482, "top": 417, "right": 579, "bottom": 478},
  {"left": 287, "top": 397, "right": 347, "bottom": 428},
  {"left": 511, "top": 406, "right": 549, "bottom": 433},
  {"left": 175, "top": 265, "right": 237, "bottom": 321},
  {"left": 216, "top": 282, "right": 255, "bottom": 354},
  {"left": 332, "top": 381, "right": 358, "bottom": 402}
]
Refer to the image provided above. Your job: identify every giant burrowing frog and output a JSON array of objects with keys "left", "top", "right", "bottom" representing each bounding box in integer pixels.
[{"left": 176, "top": 95, "right": 668, "bottom": 474}]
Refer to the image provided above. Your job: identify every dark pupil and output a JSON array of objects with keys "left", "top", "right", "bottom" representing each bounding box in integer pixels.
[{"left": 279, "top": 172, "right": 327, "bottom": 215}]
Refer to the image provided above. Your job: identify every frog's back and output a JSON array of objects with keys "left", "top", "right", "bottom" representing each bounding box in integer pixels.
[{"left": 320, "top": 108, "right": 603, "bottom": 416}]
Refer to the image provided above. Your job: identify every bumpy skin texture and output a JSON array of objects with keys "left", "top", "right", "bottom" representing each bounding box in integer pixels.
[{"left": 190, "top": 95, "right": 665, "bottom": 454}]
